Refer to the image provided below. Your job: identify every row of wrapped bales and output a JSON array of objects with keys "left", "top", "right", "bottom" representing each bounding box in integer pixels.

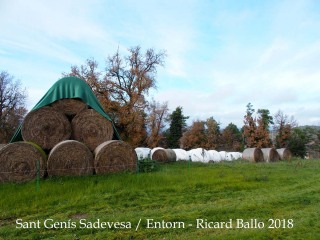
[
  {"left": 142, "top": 147, "right": 292, "bottom": 163},
  {"left": 136, "top": 147, "right": 242, "bottom": 163}
]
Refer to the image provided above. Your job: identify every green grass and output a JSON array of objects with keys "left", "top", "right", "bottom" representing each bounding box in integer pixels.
[{"left": 1, "top": 159, "right": 320, "bottom": 239}]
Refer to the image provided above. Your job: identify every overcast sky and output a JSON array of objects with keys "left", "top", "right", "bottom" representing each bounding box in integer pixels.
[{"left": 1, "top": 0, "right": 319, "bottom": 128}]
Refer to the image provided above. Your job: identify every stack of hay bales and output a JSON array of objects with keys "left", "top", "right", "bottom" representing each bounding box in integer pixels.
[{"left": 0, "top": 77, "right": 137, "bottom": 183}]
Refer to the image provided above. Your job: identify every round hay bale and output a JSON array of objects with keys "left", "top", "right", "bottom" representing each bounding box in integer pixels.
[
  {"left": 21, "top": 106, "right": 71, "bottom": 150},
  {"left": 150, "top": 147, "right": 164, "bottom": 159},
  {"left": 277, "top": 148, "right": 292, "bottom": 160},
  {"left": 94, "top": 140, "right": 137, "bottom": 174},
  {"left": 242, "top": 148, "right": 264, "bottom": 162},
  {"left": 152, "top": 149, "right": 176, "bottom": 163},
  {"left": 0, "top": 142, "right": 46, "bottom": 183},
  {"left": 51, "top": 98, "right": 87, "bottom": 118},
  {"left": 47, "top": 140, "right": 94, "bottom": 176},
  {"left": 72, "top": 109, "right": 114, "bottom": 151},
  {"left": 261, "top": 148, "right": 280, "bottom": 162}
]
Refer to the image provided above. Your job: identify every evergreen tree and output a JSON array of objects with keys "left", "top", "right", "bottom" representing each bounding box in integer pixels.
[
  {"left": 166, "top": 106, "right": 188, "bottom": 148},
  {"left": 257, "top": 109, "right": 274, "bottom": 130},
  {"left": 287, "top": 128, "right": 309, "bottom": 158},
  {"left": 221, "top": 123, "right": 243, "bottom": 151}
]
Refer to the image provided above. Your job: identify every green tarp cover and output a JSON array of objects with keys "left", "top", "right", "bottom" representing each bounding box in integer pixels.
[{"left": 10, "top": 76, "right": 120, "bottom": 142}]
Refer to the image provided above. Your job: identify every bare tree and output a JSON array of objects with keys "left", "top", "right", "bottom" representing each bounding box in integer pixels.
[
  {"left": 0, "top": 71, "right": 27, "bottom": 143},
  {"left": 146, "top": 100, "right": 169, "bottom": 148},
  {"left": 273, "top": 110, "right": 297, "bottom": 148}
]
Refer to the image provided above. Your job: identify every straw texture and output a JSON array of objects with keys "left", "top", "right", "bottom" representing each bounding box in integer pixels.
[
  {"left": 152, "top": 149, "right": 176, "bottom": 163},
  {"left": 72, "top": 109, "right": 114, "bottom": 151},
  {"left": 242, "top": 148, "right": 264, "bottom": 162},
  {"left": 47, "top": 140, "right": 94, "bottom": 176},
  {"left": 261, "top": 148, "right": 280, "bottom": 162},
  {"left": 51, "top": 98, "right": 87, "bottom": 117},
  {"left": 94, "top": 140, "right": 137, "bottom": 174},
  {"left": 21, "top": 106, "right": 71, "bottom": 150},
  {"left": 0, "top": 142, "right": 46, "bottom": 183},
  {"left": 277, "top": 148, "right": 292, "bottom": 160}
]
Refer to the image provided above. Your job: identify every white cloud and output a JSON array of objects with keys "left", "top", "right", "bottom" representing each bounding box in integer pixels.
[{"left": 1, "top": 0, "right": 319, "bottom": 128}]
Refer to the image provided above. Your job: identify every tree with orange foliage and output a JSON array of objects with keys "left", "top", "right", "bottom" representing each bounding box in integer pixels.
[
  {"left": 242, "top": 103, "right": 272, "bottom": 148},
  {"left": 255, "top": 115, "right": 272, "bottom": 148},
  {"left": 64, "top": 46, "right": 166, "bottom": 147},
  {"left": 180, "top": 120, "right": 206, "bottom": 150},
  {"left": 180, "top": 117, "right": 220, "bottom": 150},
  {"left": 273, "top": 110, "right": 297, "bottom": 148},
  {"left": 204, "top": 117, "right": 220, "bottom": 149},
  {"left": 242, "top": 103, "right": 257, "bottom": 147}
]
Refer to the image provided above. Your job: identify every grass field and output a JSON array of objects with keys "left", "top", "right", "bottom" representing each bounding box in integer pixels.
[{"left": 1, "top": 159, "right": 320, "bottom": 239}]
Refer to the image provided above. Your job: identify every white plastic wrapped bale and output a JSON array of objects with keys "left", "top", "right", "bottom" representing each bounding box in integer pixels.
[
  {"left": 188, "top": 148, "right": 210, "bottom": 163},
  {"left": 207, "top": 150, "right": 222, "bottom": 162},
  {"left": 225, "top": 152, "right": 235, "bottom": 161},
  {"left": 135, "top": 147, "right": 151, "bottom": 160},
  {"left": 219, "top": 151, "right": 227, "bottom": 161},
  {"left": 227, "top": 152, "right": 242, "bottom": 160},
  {"left": 172, "top": 149, "right": 190, "bottom": 161},
  {"left": 234, "top": 152, "right": 242, "bottom": 159}
]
